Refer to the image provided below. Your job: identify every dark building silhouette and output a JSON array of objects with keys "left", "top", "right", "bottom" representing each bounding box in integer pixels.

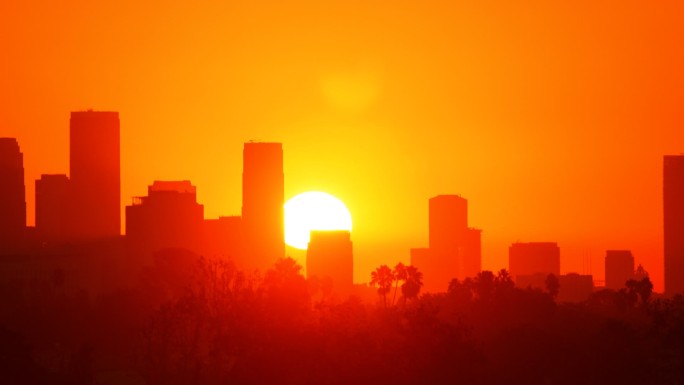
[
  {"left": 429, "top": 195, "right": 468, "bottom": 252},
  {"left": 242, "top": 142, "right": 284, "bottom": 271},
  {"left": 69, "top": 111, "right": 120, "bottom": 239},
  {"left": 126, "top": 181, "right": 204, "bottom": 264},
  {"left": 307, "top": 230, "right": 353, "bottom": 295},
  {"left": 557, "top": 273, "right": 594, "bottom": 302},
  {"left": 664, "top": 155, "right": 684, "bottom": 295},
  {"left": 0, "top": 138, "right": 26, "bottom": 250},
  {"left": 605, "top": 250, "right": 635, "bottom": 290},
  {"left": 464, "top": 228, "right": 482, "bottom": 278},
  {"left": 35, "top": 174, "right": 70, "bottom": 242},
  {"left": 411, "top": 194, "right": 482, "bottom": 292},
  {"left": 203, "top": 216, "right": 244, "bottom": 262},
  {"left": 509, "top": 242, "right": 560, "bottom": 283}
]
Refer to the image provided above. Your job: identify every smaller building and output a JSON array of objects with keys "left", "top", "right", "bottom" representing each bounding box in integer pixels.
[
  {"left": 605, "top": 250, "right": 634, "bottom": 290},
  {"left": 126, "top": 181, "right": 204, "bottom": 265},
  {"left": 557, "top": 273, "right": 594, "bottom": 302},
  {"left": 35, "top": 174, "right": 71, "bottom": 243},
  {"left": 307, "top": 230, "right": 353, "bottom": 296},
  {"left": 0, "top": 138, "right": 26, "bottom": 251},
  {"left": 203, "top": 216, "right": 243, "bottom": 263},
  {"left": 509, "top": 242, "right": 560, "bottom": 282}
]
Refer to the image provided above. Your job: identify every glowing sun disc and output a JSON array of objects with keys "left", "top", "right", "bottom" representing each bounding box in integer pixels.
[{"left": 284, "top": 191, "right": 352, "bottom": 250}]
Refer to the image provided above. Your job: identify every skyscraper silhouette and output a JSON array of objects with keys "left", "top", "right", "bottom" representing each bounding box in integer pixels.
[
  {"left": 35, "top": 174, "right": 70, "bottom": 242},
  {"left": 664, "top": 155, "right": 684, "bottom": 295},
  {"left": 307, "top": 230, "right": 353, "bottom": 295},
  {"left": 0, "top": 138, "right": 26, "bottom": 249},
  {"left": 242, "top": 142, "right": 284, "bottom": 271},
  {"left": 605, "top": 250, "right": 634, "bottom": 290},
  {"left": 69, "top": 111, "right": 120, "bottom": 239},
  {"left": 411, "top": 194, "right": 481, "bottom": 292}
]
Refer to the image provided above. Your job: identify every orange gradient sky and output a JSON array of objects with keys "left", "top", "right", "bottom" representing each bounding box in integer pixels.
[{"left": 2, "top": 0, "right": 683, "bottom": 291}]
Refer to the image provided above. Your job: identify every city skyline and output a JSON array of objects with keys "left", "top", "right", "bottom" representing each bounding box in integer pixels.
[
  {"left": 0, "top": 119, "right": 679, "bottom": 295},
  {"left": 3, "top": 1, "right": 683, "bottom": 292}
]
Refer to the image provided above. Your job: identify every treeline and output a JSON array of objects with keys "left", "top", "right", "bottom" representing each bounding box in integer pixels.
[{"left": 1, "top": 252, "right": 683, "bottom": 385}]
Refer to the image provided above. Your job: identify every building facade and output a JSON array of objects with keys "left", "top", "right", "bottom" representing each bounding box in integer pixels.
[
  {"left": 509, "top": 242, "right": 561, "bottom": 282},
  {"left": 35, "top": 174, "right": 70, "bottom": 242},
  {"left": 664, "top": 155, "right": 684, "bottom": 295},
  {"left": 69, "top": 111, "right": 120, "bottom": 239},
  {"left": 242, "top": 142, "right": 284, "bottom": 271},
  {"left": 307, "top": 230, "right": 353, "bottom": 295},
  {"left": 0, "top": 138, "right": 26, "bottom": 249}
]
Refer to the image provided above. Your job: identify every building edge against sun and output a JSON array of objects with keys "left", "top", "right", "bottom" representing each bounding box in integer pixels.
[{"left": 284, "top": 191, "right": 352, "bottom": 250}]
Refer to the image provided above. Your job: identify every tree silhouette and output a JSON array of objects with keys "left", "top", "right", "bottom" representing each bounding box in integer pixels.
[
  {"left": 370, "top": 265, "right": 395, "bottom": 307},
  {"left": 625, "top": 277, "right": 653, "bottom": 305},
  {"left": 392, "top": 263, "right": 407, "bottom": 306},
  {"left": 400, "top": 265, "right": 423, "bottom": 302},
  {"left": 472, "top": 271, "right": 496, "bottom": 302},
  {"left": 545, "top": 273, "right": 560, "bottom": 299}
]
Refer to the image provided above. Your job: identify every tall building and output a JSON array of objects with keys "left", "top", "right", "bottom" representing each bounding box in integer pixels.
[
  {"left": 508, "top": 242, "right": 560, "bottom": 282},
  {"left": 0, "top": 138, "right": 26, "bottom": 248},
  {"left": 242, "top": 142, "right": 284, "bottom": 271},
  {"left": 69, "top": 111, "right": 120, "bottom": 239},
  {"left": 464, "top": 228, "right": 482, "bottom": 279},
  {"left": 126, "top": 181, "right": 204, "bottom": 263},
  {"left": 35, "top": 174, "right": 70, "bottom": 242},
  {"left": 411, "top": 194, "right": 482, "bottom": 292},
  {"left": 605, "top": 250, "right": 635, "bottom": 290},
  {"left": 307, "top": 230, "right": 353, "bottom": 295},
  {"left": 429, "top": 195, "right": 468, "bottom": 251},
  {"left": 664, "top": 155, "right": 684, "bottom": 295}
]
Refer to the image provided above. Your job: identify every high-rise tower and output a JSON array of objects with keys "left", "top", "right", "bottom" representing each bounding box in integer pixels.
[
  {"left": 411, "top": 194, "right": 482, "bottom": 292},
  {"left": 0, "top": 138, "right": 26, "bottom": 248},
  {"left": 69, "top": 111, "right": 120, "bottom": 239},
  {"left": 242, "top": 142, "right": 284, "bottom": 270},
  {"left": 664, "top": 155, "right": 684, "bottom": 295}
]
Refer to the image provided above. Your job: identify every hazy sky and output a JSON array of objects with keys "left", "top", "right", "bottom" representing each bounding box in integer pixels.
[{"left": 2, "top": 0, "right": 683, "bottom": 290}]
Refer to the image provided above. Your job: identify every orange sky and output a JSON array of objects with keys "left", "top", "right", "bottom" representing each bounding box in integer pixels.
[{"left": 2, "top": 0, "right": 683, "bottom": 291}]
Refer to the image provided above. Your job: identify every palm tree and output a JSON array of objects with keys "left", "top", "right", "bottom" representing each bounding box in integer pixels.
[
  {"left": 401, "top": 265, "right": 423, "bottom": 302},
  {"left": 370, "top": 265, "right": 395, "bottom": 307},
  {"left": 392, "top": 263, "right": 407, "bottom": 306},
  {"left": 472, "top": 271, "right": 496, "bottom": 302}
]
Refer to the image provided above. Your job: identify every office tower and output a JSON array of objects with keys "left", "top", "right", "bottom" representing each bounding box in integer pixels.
[
  {"left": 429, "top": 195, "right": 468, "bottom": 251},
  {"left": 69, "top": 111, "right": 120, "bottom": 239},
  {"left": 35, "top": 174, "right": 70, "bottom": 242},
  {"left": 605, "top": 250, "right": 635, "bottom": 290},
  {"left": 664, "top": 155, "right": 684, "bottom": 295},
  {"left": 203, "top": 216, "right": 244, "bottom": 262},
  {"left": 242, "top": 142, "right": 284, "bottom": 271},
  {"left": 411, "top": 194, "right": 482, "bottom": 293},
  {"left": 0, "top": 138, "right": 26, "bottom": 247},
  {"left": 126, "top": 181, "right": 204, "bottom": 262},
  {"left": 307, "top": 230, "right": 353, "bottom": 295},
  {"left": 464, "top": 228, "right": 482, "bottom": 279},
  {"left": 509, "top": 242, "right": 561, "bottom": 282}
]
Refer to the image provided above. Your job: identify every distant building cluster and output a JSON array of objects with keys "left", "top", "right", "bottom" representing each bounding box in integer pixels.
[
  {"left": 1, "top": 112, "right": 682, "bottom": 300},
  {"left": 1, "top": 113, "right": 359, "bottom": 298}
]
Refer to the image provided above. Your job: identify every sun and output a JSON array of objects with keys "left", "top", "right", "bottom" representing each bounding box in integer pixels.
[{"left": 284, "top": 191, "right": 352, "bottom": 250}]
